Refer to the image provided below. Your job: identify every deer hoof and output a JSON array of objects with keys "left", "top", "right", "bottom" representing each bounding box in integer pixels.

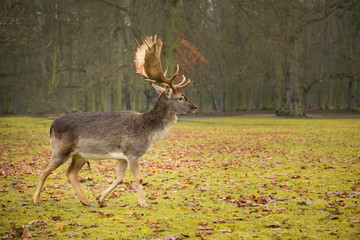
[
  {"left": 138, "top": 202, "right": 149, "bottom": 208},
  {"left": 98, "top": 201, "right": 107, "bottom": 208},
  {"left": 80, "top": 200, "right": 93, "bottom": 207},
  {"left": 34, "top": 203, "right": 41, "bottom": 206}
]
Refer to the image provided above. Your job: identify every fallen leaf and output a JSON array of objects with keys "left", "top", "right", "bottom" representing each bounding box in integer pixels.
[
  {"left": 220, "top": 228, "right": 235, "bottom": 233},
  {"left": 297, "top": 201, "right": 311, "bottom": 206},
  {"left": 19, "top": 202, "right": 31, "bottom": 206},
  {"left": 163, "top": 235, "right": 178, "bottom": 240},
  {"left": 196, "top": 230, "right": 212, "bottom": 239},
  {"left": 59, "top": 225, "right": 66, "bottom": 232},
  {"left": 21, "top": 229, "right": 32, "bottom": 239},
  {"left": 197, "top": 224, "right": 214, "bottom": 230},
  {"left": 148, "top": 195, "right": 157, "bottom": 200},
  {"left": 49, "top": 216, "right": 61, "bottom": 221},
  {"left": 83, "top": 224, "right": 99, "bottom": 229},
  {"left": 267, "top": 222, "right": 281, "bottom": 228},
  {"left": 98, "top": 212, "right": 113, "bottom": 218}
]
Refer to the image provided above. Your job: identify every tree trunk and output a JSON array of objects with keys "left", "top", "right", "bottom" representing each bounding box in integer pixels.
[
  {"left": 163, "top": 0, "right": 178, "bottom": 75},
  {"left": 276, "top": 8, "right": 305, "bottom": 117}
]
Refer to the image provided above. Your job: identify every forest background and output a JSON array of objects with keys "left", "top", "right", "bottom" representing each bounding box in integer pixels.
[{"left": 1, "top": 0, "right": 359, "bottom": 117}]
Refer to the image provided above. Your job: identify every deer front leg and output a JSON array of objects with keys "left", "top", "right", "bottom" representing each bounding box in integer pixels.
[
  {"left": 129, "top": 159, "right": 148, "bottom": 208},
  {"left": 67, "top": 156, "right": 91, "bottom": 206},
  {"left": 98, "top": 159, "right": 128, "bottom": 206}
]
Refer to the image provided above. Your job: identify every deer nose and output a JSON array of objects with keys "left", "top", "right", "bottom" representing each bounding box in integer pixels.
[{"left": 191, "top": 105, "right": 198, "bottom": 110}]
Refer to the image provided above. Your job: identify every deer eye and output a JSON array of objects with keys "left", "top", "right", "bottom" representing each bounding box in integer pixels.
[{"left": 178, "top": 96, "right": 185, "bottom": 101}]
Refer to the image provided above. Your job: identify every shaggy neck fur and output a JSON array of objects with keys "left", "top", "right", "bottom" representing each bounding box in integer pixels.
[{"left": 142, "top": 93, "right": 177, "bottom": 142}]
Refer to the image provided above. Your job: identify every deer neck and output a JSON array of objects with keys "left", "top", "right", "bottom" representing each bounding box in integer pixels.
[{"left": 143, "top": 96, "right": 177, "bottom": 142}]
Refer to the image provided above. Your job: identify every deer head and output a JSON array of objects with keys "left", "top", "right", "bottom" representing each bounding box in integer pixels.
[{"left": 134, "top": 36, "right": 197, "bottom": 114}]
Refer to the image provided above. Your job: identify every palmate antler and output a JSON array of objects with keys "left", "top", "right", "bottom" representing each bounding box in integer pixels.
[{"left": 134, "top": 35, "right": 191, "bottom": 91}]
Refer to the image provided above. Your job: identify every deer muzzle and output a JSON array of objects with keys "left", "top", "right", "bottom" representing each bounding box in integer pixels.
[{"left": 188, "top": 105, "right": 198, "bottom": 113}]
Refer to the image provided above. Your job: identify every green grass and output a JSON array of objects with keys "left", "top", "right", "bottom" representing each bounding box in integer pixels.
[{"left": 0, "top": 116, "right": 359, "bottom": 239}]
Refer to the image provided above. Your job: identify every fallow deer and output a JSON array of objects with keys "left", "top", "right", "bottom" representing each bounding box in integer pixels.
[{"left": 33, "top": 36, "right": 197, "bottom": 208}]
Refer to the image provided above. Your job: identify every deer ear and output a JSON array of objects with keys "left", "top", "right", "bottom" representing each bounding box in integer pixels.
[
  {"left": 164, "top": 86, "right": 173, "bottom": 99},
  {"left": 152, "top": 83, "right": 165, "bottom": 95}
]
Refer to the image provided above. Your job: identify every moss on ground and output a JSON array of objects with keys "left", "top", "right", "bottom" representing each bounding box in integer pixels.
[{"left": 0, "top": 116, "right": 359, "bottom": 239}]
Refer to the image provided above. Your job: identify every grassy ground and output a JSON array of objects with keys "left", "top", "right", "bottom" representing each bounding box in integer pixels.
[{"left": 0, "top": 116, "right": 359, "bottom": 239}]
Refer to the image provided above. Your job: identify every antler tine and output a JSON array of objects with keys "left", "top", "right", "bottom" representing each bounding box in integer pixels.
[
  {"left": 163, "top": 66, "right": 169, "bottom": 78},
  {"left": 166, "top": 64, "right": 180, "bottom": 89},
  {"left": 135, "top": 39, "right": 141, "bottom": 47},
  {"left": 143, "top": 37, "right": 150, "bottom": 48},
  {"left": 173, "top": 75, "right": 191, "bottom": 91},
  {"left": 170, "top": 64, "right": 180, "bottom": 80},
  {"left": 145, "top": 78, "right": 157, "bottom": 83},
  {"left": 177, "top": 75, "right": 187, "bottom": 86}
]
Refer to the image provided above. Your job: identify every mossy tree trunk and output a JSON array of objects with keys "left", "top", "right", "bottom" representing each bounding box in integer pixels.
[
  {"left": 276, "top": 4, "right": 305, "bottom": 117},
  {"left": 163, "top": 0, "right": 178, "bottom": 76}
]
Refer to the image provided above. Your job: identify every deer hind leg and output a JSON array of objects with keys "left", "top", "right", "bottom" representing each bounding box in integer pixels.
[
  {"left": 98, "top": 159, "right": 128, "bottom": 206},
  {"left": 33, "top": 152, "right": 69, "bottom": 205},
  {"left": 66, "top": 156, "right": 91, "bottom": 206},
  {"left": 129, "top": 159, "right": 148, "bottom": 208}
]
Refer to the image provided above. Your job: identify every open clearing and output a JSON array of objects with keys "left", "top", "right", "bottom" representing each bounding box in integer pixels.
[{"left": 0, "top": 116, "right": 359, "bottom": 239}]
